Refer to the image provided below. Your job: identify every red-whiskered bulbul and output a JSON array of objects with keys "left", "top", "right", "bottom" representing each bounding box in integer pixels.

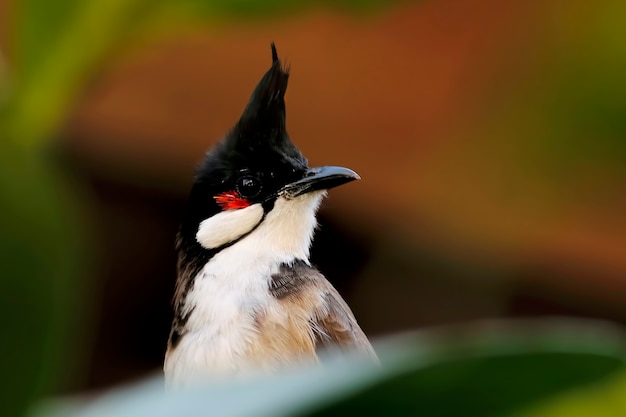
[{"left": 164, "top": 44, "right": 376, "bottom": 387}]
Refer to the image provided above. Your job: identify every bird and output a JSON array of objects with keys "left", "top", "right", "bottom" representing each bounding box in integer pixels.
[{"left": 164, "top": 44, "right": 377, "bottom": 388}]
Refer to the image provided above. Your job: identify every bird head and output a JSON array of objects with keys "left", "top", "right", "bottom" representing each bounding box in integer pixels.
[{"left": 178, "top": 44, "right": 359, "bottom": 264}]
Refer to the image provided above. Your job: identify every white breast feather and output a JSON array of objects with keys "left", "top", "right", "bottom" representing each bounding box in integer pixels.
[{"left": 164, "top": 191, "right": 326, "bottom": 387}]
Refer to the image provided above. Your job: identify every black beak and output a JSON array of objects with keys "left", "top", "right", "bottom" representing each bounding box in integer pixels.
[{"left": 280, "top": 166, "right": 360, "bottom": 199}]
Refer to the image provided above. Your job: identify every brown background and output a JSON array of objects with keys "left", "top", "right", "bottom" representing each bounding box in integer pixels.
[{"left": 7, "top": 0, "right": 624, "bottom": 391}]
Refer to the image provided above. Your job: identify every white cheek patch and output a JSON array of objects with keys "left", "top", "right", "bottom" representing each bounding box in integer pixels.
[{"left": 196, "top": 204, "right": 264, "bottom": 249}]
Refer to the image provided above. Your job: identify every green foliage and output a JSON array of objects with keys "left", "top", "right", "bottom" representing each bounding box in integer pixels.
[
  {"left": 541, "top": 0, "right": 626, "bottom": 168},
  {"left": 478, "top": 0, "right": 626, "bottom": 190},
  {"left": 0, "top": 146, "right": 85, "bottom": 417},
  {"left": 7, "top": 0, "right": 154, "bottom": 148},
  {"left": 306, "top": 353, "right": 621, "bottom": 417},
  {"left": 172, "top": 0, "right": 402, "bottom": 18},
  {"left": 31, "top": 321, "right": 626, "bottom": 417},
  {"left": 512, "top": 372, "right": 626, "bottom": 417}
]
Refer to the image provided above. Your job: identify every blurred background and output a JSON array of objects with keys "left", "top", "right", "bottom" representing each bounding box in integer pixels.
[{"left": 1, "top": 0, "right": 626, "bottom": 414}]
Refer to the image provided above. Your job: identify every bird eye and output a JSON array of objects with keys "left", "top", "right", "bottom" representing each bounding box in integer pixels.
[{"left": 236, "top": 176, "right": 262, "bottom": 199}]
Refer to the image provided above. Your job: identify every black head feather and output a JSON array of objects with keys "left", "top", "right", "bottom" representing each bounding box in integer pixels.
[
  {"left": 238, "top": 42, "right": 289, "bottom": 135},
  {"left": 209, "top": 43, "right": 306, "bottom": 175}
]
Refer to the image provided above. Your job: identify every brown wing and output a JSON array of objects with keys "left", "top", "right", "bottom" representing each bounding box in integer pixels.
[
  {"left": 269, "top": 260, "right": 378, "bottom": 362},
  {"left": 312, "top": 284, "right": 378, "bottom": 361}
]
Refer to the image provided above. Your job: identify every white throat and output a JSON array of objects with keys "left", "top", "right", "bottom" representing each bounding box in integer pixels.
[{"left": 196, "top": 191, "right": 325, "bottom": 261}]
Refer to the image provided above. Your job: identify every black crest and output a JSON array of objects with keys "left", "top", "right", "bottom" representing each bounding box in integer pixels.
[{"left": 206, "top": 43, "right": 307, "bottom": 176}]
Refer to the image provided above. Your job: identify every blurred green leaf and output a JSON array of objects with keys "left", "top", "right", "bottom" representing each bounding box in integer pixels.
[
  {"left": 6, "top": 0, "right": 155, "bottom": 148},
  {"left": 543, "top": 0, "right": 626, "bottom": 167},
  {"left": 165, "top": 0, "right": 405, "bottom": 19},
  {"left": 15, "top": 0, "right": 82, "bottom": 80},
  {"left": 30, "top": 320, "right": 626, "bottom": 417},
  {"left": 479, "top": 0, "right": 626, "bottom": 191},
  {"left": 0, "top": 144, "right": 85, "bottom": 417},
  {"left": 511, "top": 372, "right": 626, "bottom": 417},
  {"left": 307, "top": 353, "right": 619, "bottom": 417}
]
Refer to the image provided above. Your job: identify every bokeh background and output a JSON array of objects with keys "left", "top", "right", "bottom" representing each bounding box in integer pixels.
[{"left": 1, "top": 0, "right": 626, "bottom": 414}]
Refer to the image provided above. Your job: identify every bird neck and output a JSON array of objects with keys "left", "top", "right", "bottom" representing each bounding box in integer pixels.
[
  {"left": 179, "top": 191, "right": 325, "bottom": 333},
  {"left": 174, "top": 190, "right": 325, "bottom": 325},
  {"left": 209, "top": 191, "right": 325, "bottom": 273}
]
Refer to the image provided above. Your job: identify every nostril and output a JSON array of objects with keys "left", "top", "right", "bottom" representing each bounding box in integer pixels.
[{"left": 306, "top": 168, "right": 320, "bottom": 177}]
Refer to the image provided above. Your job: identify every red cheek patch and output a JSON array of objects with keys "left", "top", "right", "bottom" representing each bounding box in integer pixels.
[{"left": 214, "top": 191, "right": 252, "bottom": 210}]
